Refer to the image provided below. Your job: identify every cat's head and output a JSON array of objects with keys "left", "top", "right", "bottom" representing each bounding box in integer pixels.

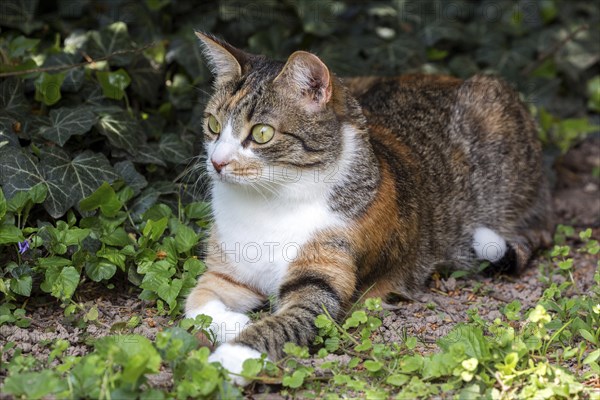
[{"left": 196, "top": 32, "right": 358, "bottom": 195}]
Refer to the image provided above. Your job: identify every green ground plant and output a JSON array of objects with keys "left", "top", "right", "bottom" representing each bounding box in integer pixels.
[
  {"left": 0, "top": 183, "right": 209, "bottom": 316},
  {"left": 2, "top": 254, "right": 598, "bottom": 399}
]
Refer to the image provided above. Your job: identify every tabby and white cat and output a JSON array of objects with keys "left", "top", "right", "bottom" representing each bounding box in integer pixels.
[{"left": 186, "top": 32, "right": 552, "bottom": 384}]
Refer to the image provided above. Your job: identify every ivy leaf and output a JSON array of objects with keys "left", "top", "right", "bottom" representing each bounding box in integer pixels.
[
  {"left": 80, "top": 81, "right": 122, "bottom": 113},
  {"left": 0, "top": 148, "right": 72, "bottom": 218},
  {"left": 561, "top": 38, "right": 600, "bottom": 72},
  {"left": 158, "top": 134, "right": 193, "bottom": 164},
  {"left": 129, "top": 187, "right": 160, "bottom": 219},
  {"left": 71, "top": 150, "right": 118, "bottom": 198},
  {"left": 114, "top": 160, "right": 148, "bottom": 195},
  {"left": 128, "top": 55, "right": 163, "bottom": 103},
  {"left": 134, "top": 143, "right": 167, "bottom": 166},
  {"left": 39, "top": 107, "right": 97, "bottom": 146},
  {"left": 95, "top": 111, "right": 145, "bottom": 155},
  {"left": 96, "top": 69, "right": 131, "bottom": 100},
  {"left": 41, "top": 148, "right": 119, "bottom": 216},
  {"left": 8, "top": 35, "right": 40, "bottom": 58},
  {"left": 0, "top": 78, "right": 28, "bottom": 116},
  {"left": 0, "top": 0, "right": 43, "bottom": 34},
  {"left": 86, "top": 22, "right": 136, "bottom": 67},
  {"left": 0, "top": 147, "right": 45, "bottom": 199},
  {"left": 166, "top": 34, "right": 209, "bottom": 81},
  {"left": 0, "top": 120, "right": 21, "bottom": 149},
  {"left": 34, "top": 72, "right": 66, "bottom": 106},
  {"left": 43, "top": 53, "right": 85, "bottom": 92}
]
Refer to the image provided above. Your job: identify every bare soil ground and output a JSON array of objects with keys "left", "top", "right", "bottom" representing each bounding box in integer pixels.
[{"left": 1, "top": 137, "right": 599, "bottom": 394}]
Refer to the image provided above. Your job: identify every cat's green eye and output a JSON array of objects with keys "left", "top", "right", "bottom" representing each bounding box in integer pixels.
[
  {"left": 207, "top": 115, "right": 221, "bottom": 134},
  {"left": 251, "top": 124, "right": 275, "bottom": 144}
]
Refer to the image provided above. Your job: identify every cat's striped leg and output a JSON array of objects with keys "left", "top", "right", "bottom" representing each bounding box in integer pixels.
[
  {"left": 210, "top": 238, "right": 356, "bottom": 385},
  {"left": 185, "top": 271, "right": 265, "bottom": 345}
]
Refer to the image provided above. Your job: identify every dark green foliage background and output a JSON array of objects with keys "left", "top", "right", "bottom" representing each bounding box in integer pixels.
[{"left": 0, "top": 0, "right": 598, "bottom": 219}]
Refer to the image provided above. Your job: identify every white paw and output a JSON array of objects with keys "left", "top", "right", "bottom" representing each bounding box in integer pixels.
[
  {"left": 186, "top": 300, "right": 250, "bottom": 344},
  {"left": 208, "top": 343, "right": 262, "bottom": 386},
  {"left": 473, "top": 227, "right": 507, "bottom": 263}
]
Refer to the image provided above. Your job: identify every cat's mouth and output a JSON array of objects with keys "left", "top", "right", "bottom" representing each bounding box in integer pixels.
[{"left": 212, "top": 168, "right": 266, "bottom": 185}]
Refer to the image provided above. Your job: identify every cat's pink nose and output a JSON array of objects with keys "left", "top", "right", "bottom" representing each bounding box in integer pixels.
[{"left": 211, "top": 158, "right": 229, "bottom": 173}]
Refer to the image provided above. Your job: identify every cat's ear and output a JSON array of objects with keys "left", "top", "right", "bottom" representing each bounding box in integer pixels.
[
  {"left": 274, "top": 51, "right": 332, "bottom": 109},
  {"left": 195, "top": 32, "right": 247, "bottom": 85}
]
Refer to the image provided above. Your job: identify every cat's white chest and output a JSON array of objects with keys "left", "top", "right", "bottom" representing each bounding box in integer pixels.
[{"left": 211, "top": 184, "right": 343, "bottom": 295}]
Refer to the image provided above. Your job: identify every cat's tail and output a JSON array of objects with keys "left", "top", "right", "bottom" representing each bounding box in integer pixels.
[
  {"left": 472, "top": 227, "right": 507, "bottom": 263},
  {"left": 472, "top": 226, "right": 552, "bottom": 273}
]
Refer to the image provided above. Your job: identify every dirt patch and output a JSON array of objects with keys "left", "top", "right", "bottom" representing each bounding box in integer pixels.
[
  {"left": 1, "top": 137, "right": 599, "bottom": 390},
  {"left": 553, "top": 136, "right": 600, "bottom": 227}
]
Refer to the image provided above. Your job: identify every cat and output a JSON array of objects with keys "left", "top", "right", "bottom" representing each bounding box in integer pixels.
[{"left": 185, "top": 32, "right": 552, "bottom": 385}]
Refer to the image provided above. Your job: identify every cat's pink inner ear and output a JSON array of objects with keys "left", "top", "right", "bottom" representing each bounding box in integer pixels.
[
  {"left": 195, "top": 31, "right": 243, "bottom": 85},
  {"left": 275, "top": 51, "right": 332, "bottom": 107}
]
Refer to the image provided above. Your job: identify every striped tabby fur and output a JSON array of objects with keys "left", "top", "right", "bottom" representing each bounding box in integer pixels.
[{"left": 186, "top": 33, "right": 552, "bottom": 384}]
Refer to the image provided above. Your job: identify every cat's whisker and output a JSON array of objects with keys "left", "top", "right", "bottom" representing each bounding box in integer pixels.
[
  {"left": 176, "top": 154, "right": 206, "bottom": 183},
  {"left": 250, "top": 183, "right": 269, "bottom": 202},
  {"left": 253, "top": 179, "right": 280, "bottom": 200},
  {"left": 188, "top": 169, "right": 212, "bottom": 199}
]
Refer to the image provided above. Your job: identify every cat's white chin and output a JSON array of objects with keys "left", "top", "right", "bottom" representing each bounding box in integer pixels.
[{"left": 208, "top": 343, "right": 264, "bottom": 386}]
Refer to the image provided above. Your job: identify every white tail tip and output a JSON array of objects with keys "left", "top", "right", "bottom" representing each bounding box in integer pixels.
[{"left": 472, "top": 227, "right": 507, "bottom": 263}]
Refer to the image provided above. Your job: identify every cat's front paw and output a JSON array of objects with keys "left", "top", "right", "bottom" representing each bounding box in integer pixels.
[
  {"left": 208, "top": 343, "right": 263, "bottom": 386},
  {"left": 187, "top": 300, "right": 251, "bottom": 344}
]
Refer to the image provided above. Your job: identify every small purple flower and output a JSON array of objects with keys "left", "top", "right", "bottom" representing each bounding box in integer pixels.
[{"left": 18, "top": 240, "right": 29, "bottom": 254}]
